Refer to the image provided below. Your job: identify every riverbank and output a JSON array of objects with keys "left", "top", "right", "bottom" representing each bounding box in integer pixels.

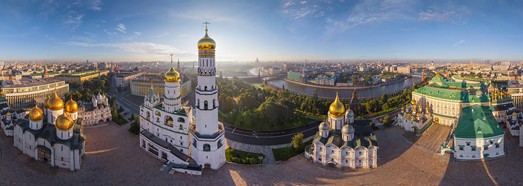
[{"left": 283, "top": 76, "right": 411, "bottom": 90}]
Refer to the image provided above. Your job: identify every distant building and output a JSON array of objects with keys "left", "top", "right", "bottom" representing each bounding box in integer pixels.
[
  {"left": 57, "top": 70, "right": 109, "bottom": 83},
  {"left": 115, "top": 71, "right": 144, "bottom": 89},
  {"left": 1, "top": 79, "right": 69, "bottom": 108},
  {"left": 130, "top": 74, "right": 191, "bottom": 98}
]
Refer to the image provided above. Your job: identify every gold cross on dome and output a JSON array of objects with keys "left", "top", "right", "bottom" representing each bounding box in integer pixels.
[{"left": 203, "top": 22, "right": 210, "bottom": 33}]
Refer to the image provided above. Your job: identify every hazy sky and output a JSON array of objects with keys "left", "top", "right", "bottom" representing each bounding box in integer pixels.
[{"left": 1, "top": 0, "right": 523, "bottom": 62}]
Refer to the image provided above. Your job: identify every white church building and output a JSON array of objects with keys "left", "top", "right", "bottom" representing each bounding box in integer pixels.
[
  {"left": 13, "top": 92, "right": 85, "bottom": 170},
  {"left": 304, "top": 93, "right": 378, "bottom": 169},
  {"left": 139, "top": 25, "right": 225, "bottom": 175}
]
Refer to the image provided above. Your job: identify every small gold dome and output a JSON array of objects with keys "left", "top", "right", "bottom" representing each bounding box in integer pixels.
[
  {"left": 164, "top": 67, "right": 180, "bottom": 82},
  {"left": 329, "top": 93, "right": 345, "bottom": 118},
  {"left": 44, "top": 95, "right": 51, "bottom": 109},
  {"left": 65, "top": 96, "right": 78, "bottom": 113},
  {"left": 48, "top": 91, "right": 64, "bottom": 111},
  {"left": 55, "top": 112, "right": 74, "bottom": 130},
  {"left": 197, "top": 28, "right": 216, "bottom": 50},
  {"left": 411, "top": 99, "right": 416, "bottom": 105},
  {"left": 6, "top": 112, "right": 11, "bottom": 116},
  {"left": 29, "top": 105, "right": 44, "bottom": 121}
]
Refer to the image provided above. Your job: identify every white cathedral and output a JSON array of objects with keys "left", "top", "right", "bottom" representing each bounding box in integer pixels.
[
  {"left": 139, "top": 25, "right": 225, "bottom": 175},
  {"left": 304, "top": 93, "right": 378, "bottom": 169},
  {"left": 13, "top": 92, "right": 85, "bottom": 170}
]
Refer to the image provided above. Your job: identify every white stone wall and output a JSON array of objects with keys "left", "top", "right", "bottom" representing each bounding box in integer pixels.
[
  {"left": 309, "top": 141, "right": 377, "bottom": 169},
  {"left": 454, "top": 135, "right": 505, "bottom": 160},
  {"left": 190, "top": 130, "right": 226, "bottom": 170}
]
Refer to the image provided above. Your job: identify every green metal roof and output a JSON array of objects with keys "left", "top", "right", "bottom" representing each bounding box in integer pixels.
[
  {"left": 454, "top": 105, "right": 505, "bottom": 139},
  {"left": 413, "top": 86, "right": 464, "bottom": 100}
]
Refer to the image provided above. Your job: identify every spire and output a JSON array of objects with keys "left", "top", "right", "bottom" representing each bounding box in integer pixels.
[
  {"left": 203, "top": 21, "right": 210, "bottom": 36},
  {"left": 170, "top": 53, "right": 174, "bottom": 68}
]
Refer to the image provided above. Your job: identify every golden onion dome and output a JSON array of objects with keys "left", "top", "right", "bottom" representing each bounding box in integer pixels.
[
  {"left": 55, "top": 112, "right": 74, "bottom": 130},
  {"left": 48, "top": 91, "right": 64, "bottom": 111},
  {"left": 512, "top": 112, "right": 517, "bottom": 116},
  {"left": 329, "top": 93, "right": 345, "bottom": 118},
  {"left": 65, "top": 95, "right": 78, "bottom": 113},
  {"left": 164, "top": 67, "right": 180, "bottom": 82},
  {"left": 6, "top": 112, "right": 11, "bottom": 116},
  {"left": 411, "top": 99, "right": 416, "bottom": 105},
  {"left": 28, "top": 105, "right": 44, "bottom": 121},
  {"left": 197, "top": 27, "right": 216, "bottom": 50}
]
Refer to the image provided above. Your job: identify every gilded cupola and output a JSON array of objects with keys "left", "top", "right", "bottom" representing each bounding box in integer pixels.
[
  {"left": 197, "top": 23, "right": 216, "bottom": 50},
  {"left": 65, "top": 95, "right": 78, "bottom": 113},
  {"left": 28, "top": 105, "right": 44, "bottom": 121},
  {"left": 329, "top": 93, "right": 345, "bottom": 118},
  {"left": 55, "top": 112, "right": 74, "bottom": 130},
  {"left": 48, "top": 91, "right": 64, "bottom": 111}
]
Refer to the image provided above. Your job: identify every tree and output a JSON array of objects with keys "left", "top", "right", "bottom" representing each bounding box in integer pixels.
[
  {"left": 383, "top": 115, "right": 392, "bottom": 127},
  {"left": 382, "top": 103, "right": 390, "bottom": 111},
  {"left": 365, "top": 101, "right": 373, "bottom": 114},
  {"left": 292, "top": 133, "right": 304, "bottom": 150}
]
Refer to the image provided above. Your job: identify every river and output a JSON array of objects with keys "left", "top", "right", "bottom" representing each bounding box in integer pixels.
[{"left": 267, "top": 78, "right": 421, "bottom": 99}]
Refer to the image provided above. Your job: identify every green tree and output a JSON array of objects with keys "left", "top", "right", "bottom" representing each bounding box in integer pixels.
[
  {"left": 292, "top": 133, "right": 304, "bottom": 150},
  {"left": 238, "top": 92, "right": 258, "bottom": 110},
  {"left": 383, "top": 115, "right": 392, "bottom": 127},
  {"left": 382, "top": 103, "right": 390, "bottom": 111}
]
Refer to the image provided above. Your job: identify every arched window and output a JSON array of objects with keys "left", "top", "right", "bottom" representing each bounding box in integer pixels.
[
  {"left": 165, "top": 116, "right": 173, "bottom": 127},
  {"left": 203, "top": 144, "right": 211, "bottom": 151},
  {"left": 205, "top": 86, "right": 207, "bottom": 91},
  {"left": 179, "top": 124, "right": 183, "bottom": 130},
  {"left": 177, "top": 117, "right": 185, "bottom": 123},
  {"left": 217, "top": 140, "right": 222, "bottom": 148},
  {"left": 146, "top": 112, "right": 150, "bottom": 120},
  {"left": 213, "top": 99, "right": 216, "bottom": 108},
  {"left": 204, "top": 100, "right": 208, "bottom": 110}
]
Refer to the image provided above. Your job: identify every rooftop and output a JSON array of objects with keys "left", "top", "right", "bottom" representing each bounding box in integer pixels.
[
  {"left": 454, "top": 105, "right": 505, "bottom": 139},
  {"left": 2, "top": 78, "right": 65, "bottom": 88}
]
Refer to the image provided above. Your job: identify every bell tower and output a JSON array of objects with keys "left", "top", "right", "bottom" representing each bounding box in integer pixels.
[{"left": 190, "top": 22, "right": 225, "bottom": 170}]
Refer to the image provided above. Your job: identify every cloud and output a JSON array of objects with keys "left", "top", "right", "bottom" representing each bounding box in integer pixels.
[
  {"left": 116, "top": 23, "right": 126, "bottom": 34},
  {"left": 453, "top": 39, "right": 465, "bottom": 47},
  {"left": 281, "top": 0, "right": 327, "bottom": 20},
  {"left": 134, "top": 32, "right": 141, "bottom": 36},
  {"left": 323, "top": 0, "right": 417, "bottom": 38},
  {"left": 418, "top": 10, "right": 455, "bottom": 21},
  {"left": 39, "top": 0, "right": 103, "bottom": 30},
  {"left": 63, "top": 13, "right": 85, "bottom": 29},
  {"left": 64, "top": 41, "right": 192, "bottom": 56}
]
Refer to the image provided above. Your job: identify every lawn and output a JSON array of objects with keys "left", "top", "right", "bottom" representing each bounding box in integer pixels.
[
  {"left": 113, "top": 114, "right": 128, "bottom": 125},
  {"left": 225, "top": 148, "right": 265, "bottom": 165},
  {"left": 272, "top": 140, "right": 312, "bottom": 161}
]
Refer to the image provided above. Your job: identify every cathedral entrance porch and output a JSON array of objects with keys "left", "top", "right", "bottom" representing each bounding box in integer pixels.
[{"left": 37, "top": 145, "right": 51, "bottom": 163}]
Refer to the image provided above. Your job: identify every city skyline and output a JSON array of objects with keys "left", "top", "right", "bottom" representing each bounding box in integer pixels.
[{"left": 1, "top": 0, "right": 523, "bottom": 62}]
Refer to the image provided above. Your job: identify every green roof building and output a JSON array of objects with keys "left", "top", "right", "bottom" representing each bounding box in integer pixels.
[{"left": 454, "top": 105, "right": 505, "bottom": 160}]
